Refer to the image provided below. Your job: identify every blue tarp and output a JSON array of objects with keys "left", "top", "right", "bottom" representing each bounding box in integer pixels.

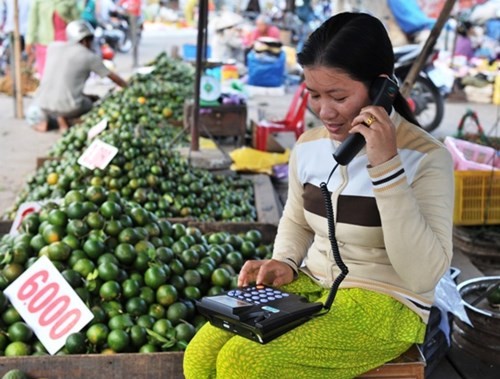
[
  {"left": 247, "top": 50, "right": 286, "bottom": 87},
  {"left": 388, "top": 0, "right": 436, "bottom": 35}
]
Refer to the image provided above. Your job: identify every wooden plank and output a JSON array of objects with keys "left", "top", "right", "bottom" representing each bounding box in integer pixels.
[
  {"left": 36, "top": 156, "right": 60, "bottom": 169},
  {"left": 247, "top": 174, "right": 282, "bottom": 225},
  {"left": 0, "top": 352, "right": 185, "bottom": 379},
  {"left": 357, "top": 345, "right": 425, "bottom": 379},
  {"left": 0, "top": 221, "right": 11, "bottom": 236}
]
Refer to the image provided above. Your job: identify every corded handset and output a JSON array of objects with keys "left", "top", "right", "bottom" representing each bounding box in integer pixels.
[{"left": 332, "top": 76, "right": 399, "bottom": 166}]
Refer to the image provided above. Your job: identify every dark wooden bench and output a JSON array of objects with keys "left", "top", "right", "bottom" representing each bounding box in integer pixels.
[{"left": 357, "top": 344, "right": 425, "bottom": 379}]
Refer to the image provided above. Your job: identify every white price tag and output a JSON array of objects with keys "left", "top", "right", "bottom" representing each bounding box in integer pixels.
[
  {"left": 87, "top": 119, "right": 108, "bottom": 140},
  {"left": 77, "top": 139, "right": 118, "bottom": 170},
  {"left": 9, "top": 202, "right": 43, "bottom": 236},
  {"left": 4, "top": 256, "right": 94, "bottom": 355},
  {"left": 134, "top": 65, "right": 155, "bottom": 75}
]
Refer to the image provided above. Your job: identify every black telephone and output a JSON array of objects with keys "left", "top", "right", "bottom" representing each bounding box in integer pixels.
[{"left": 332, "top": 76, "right": 399, "bottom": 166}]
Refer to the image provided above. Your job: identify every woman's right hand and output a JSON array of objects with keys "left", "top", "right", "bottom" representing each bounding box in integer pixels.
[{"left": 238, "top": 259, "right": 294, "bottom": 288}]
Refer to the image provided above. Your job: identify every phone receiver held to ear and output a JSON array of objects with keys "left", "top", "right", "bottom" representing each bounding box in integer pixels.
[{"left": 332, "top": 77, "right": 399, "bottom": 166}]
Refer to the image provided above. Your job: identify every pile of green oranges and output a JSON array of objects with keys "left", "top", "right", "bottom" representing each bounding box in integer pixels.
[
  {"left": 8, "top": 142, "right": 257, "bottom": 222},
  {"left": 0, "top": 187, "right": 272, "bottom": 356},
  {"left": 3, "top": 52, "right": 257, "bottom": 223}
]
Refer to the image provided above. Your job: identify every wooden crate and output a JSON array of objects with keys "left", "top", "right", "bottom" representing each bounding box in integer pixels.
[
  {"left": 36, "top": 156, "right": 60, "bottom": 169},
  {"left": 0, "top": 221, "right": 11, "bottom": 236},
  {"left": 183, "top": 100, "right": 248, "bottom": 146},
  {"left": 167, "top": 174, "right": 282, "bottom": 228},
  {"left": 0, "top": 345, "right": 425, "bottom": 379},
  {"left": 357, "top": 345, "right": 425, "bottom": 378},
  {"left": 0, "top": 352, "right": 184, "bottom": 379}
]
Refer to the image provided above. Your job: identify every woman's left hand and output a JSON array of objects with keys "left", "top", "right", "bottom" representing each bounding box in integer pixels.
[
  {"left": 350, "top": 105, "right": 398, "bottom": 167},
  {"left": 238, "top": 259, "right": 294, "bottom": 288}
]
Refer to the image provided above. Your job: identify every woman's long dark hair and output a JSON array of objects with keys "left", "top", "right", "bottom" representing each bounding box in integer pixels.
[{"left": 297, "top": 12, "right": 420, "bottom": 126}]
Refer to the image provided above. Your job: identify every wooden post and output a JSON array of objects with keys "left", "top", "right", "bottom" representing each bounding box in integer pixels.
[
  {"left": 400, "top": 0, "right": 457, "bottom": 98},
  {"left": 12, "top": 0, "right": 24, "bottom": 118},
  {"left": 191, "top": 0, "right": 209, "bottom": 152}
]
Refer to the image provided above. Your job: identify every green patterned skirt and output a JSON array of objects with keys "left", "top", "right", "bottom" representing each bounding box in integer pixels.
[{"left": 183, "top": 273, "right": 426, "bottom": 379}]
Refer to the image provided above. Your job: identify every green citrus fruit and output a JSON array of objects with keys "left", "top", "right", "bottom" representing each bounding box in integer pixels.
[
  {"left": 99, "top": 281, "right": 121, "bottom": 301},
  {"left": 48, "top": 241, "right": 71, "bottom": 262},
  {"left": 107, "top": 329, "right": 130, "bottom": 352},
  {"left": 86, "top": 323, "right": 109, "bottom": 346},
  {"left": 7, "top": 321, "right": 33, "bottom": 342},
  {"left": 156, "top": 284, "right": 178, "bottom": 307},
  {"left": 166, "top": 302, "right": 188, "bottom": 325},
  {"left": 144, "top": 266, "right": 168, "bottom": 289},
  {"left": 211, "top": 267, "right": 232, "bottom": 288},
  {"left": 4, "top": 341, "right": 31, "bottom": 356},
  {"left": 65, "top": 332, "right": 87, "bottom": 354},
  {"left": 175, "top": 322, "right": 196, "bottom": 343},
  {"left": 97, "top": 262, "right": 120, "bottom": 281}
]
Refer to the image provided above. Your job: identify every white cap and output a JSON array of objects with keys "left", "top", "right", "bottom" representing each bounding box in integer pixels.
[{"left": 66, "top": 20, "right": 95, "bottom": 43}]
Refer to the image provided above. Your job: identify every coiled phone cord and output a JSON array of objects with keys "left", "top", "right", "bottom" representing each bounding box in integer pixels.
[{"left": 318, "top": 162, "right": 349, "bottom": 312}]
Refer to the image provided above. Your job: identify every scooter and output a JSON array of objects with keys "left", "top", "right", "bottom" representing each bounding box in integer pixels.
[
  {"left": 107, "top": 7, "right": 144, "bottom": 53},
  {"left": 94, "top": 26, "right": 116, "bottom": 62},
  {"left": 96, "top": 20, "right": 132, "bottom": 53},
  {"left": 0, "top": 33, "right": 10, "bottom": 76},
  {"left": 394, "top": 44, "right": 450, "bottom": 133}
]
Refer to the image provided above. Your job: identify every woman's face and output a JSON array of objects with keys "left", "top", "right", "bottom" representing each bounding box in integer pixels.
[{"left": 304, "top": 66, "right": 371, "bottom": 142}]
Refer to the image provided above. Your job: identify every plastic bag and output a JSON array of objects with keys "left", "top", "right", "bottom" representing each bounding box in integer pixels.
[
  {"left": 25, "top": 103, "right": 47, "bottom": 127},
  {"left": 229, "top": 147, "right": 290, "bottom": 175},
  {"left": 434, "top": 269, "right": 472, "bottom": 344}
]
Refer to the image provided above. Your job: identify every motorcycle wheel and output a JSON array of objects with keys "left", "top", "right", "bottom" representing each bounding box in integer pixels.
[
  {"left": 403, "top": 74, "right": 444, "bottom": 133},
  {"left": 118, "top": 36, "right": 132, "bottom": 53}
]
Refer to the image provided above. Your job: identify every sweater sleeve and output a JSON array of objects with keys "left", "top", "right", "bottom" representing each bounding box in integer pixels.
[
  {"left": 368, "top": 147, "right": 454, "bottom": 293},
  {"left": 272, "top": 147, "right": 314, "bottom": 273}
]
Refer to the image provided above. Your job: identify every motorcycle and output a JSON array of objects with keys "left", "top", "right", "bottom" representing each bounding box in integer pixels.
[
  {"left": 394, "top": 44, "right": 450, "bottom": 133},
  {"left": 96, "top": 18, "right": 132, "bottom": 54},
  {"left": 0, "top": 33, "right": 10, "bottom": 76},
  {"left": 107, "top": 7, "right": 144, "bottom": 53},
  {"left": 94, "top": 26, "right": 116, "bottom": 63}
]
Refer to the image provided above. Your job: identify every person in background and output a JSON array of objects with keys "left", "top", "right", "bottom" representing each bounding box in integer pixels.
[
  {"left": 210, "top": 14, "right": 245, "bottom": 64},
  {"left": 26, "top": 0, "right": 80, "bottom": 78},
  {"left": 1, "top": 0, "right": 31, "bottom": 55},
  {"left": 454, "top": 20, "right": 476, "bottom": 60},
  {"left": 184, "top": 12, "right": 454, "bottom": 378},
  {"left": 81, "top": 0, "right": 98, "bottom": 28},
  {"left": 387, "top": 0, "right": 436, "bottom": 43},
  {"left": 243, "top": 14, "right": 280, "bottom": 48},
  {"left": 31, "top": 20, "right": 127, "bottom": 132},
  {"left": 184, "top": 0, "right": 215, "bottom": 27}
]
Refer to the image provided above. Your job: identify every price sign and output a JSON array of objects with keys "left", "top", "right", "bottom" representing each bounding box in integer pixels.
[
  {"left": 134, "top": 66, "right": 155, "bottom": 75},
  {"left": 87, "top": 119, "right": 108, "bottom": 140},
  {"left": 4, "top": 256, "right": 94, "bottom": 355},
  {"left": 77, "top": 139, "right": 118, "bottom": 170},
  {"left": 9, "top": 202, "right": 43, "bottom": 236}
]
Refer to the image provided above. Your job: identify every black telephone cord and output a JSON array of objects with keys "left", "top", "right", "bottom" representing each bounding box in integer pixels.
[{"left": 317, "top": 162, "right": 349, "bottom": 312}]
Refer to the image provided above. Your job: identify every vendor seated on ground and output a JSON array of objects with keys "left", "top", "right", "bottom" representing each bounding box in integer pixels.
[
  {"left": 243, "top": 14, "right": 281, "bottom": 49},
  {"left": 31, "top": 20, "right": 127, "bottom": 132}
]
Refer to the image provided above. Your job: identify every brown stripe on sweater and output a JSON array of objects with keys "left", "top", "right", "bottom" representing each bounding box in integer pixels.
[
  {"left": 337, "top": 195, "right": 382, "bottom": 226},
  {"left": 303, "top": 184, "right": 382, "bottom": 226},
  {"left": 303, "top": 183, "right": 327, "bottom": 218}
]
